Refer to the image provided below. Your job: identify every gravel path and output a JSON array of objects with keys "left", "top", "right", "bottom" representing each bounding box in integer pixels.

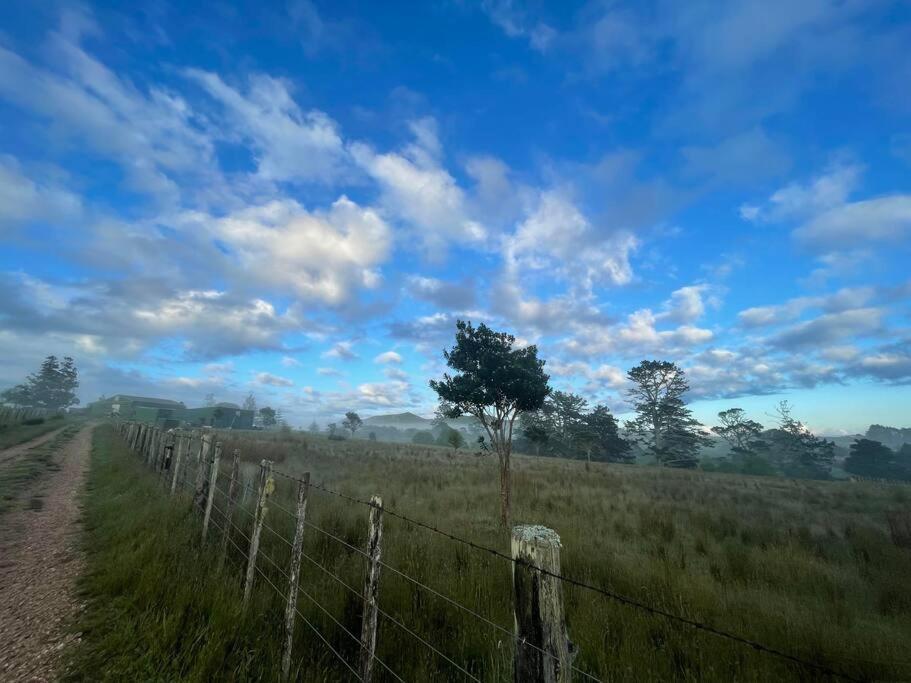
[{"left": 0, "top": 425, "right": 91, "bottom": 682}]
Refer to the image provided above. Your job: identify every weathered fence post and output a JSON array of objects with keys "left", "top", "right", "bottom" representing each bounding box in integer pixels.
[
  {"left": 243, "top": 459, "right": 274, "bottom": 607},
  {"left": 282, "top": 472, "right": 311, "bottom": 681},
  {"left": 219, "top": 450, "right": 241, "bottom": 566},
  {"left": 194, "top": 433, "right": 213, "bottom": 511},
  {"left": 359, "top": 495, "right": 384, "bottom": 683},
  {"left": 511, "top": 525, "right": 573, "bottom": 683},
  {"left": 202, "top": 442, "right": 222, "bottom": 541},
  {"left": 170, "top": 431, "right": 186, "bottom": 495}
]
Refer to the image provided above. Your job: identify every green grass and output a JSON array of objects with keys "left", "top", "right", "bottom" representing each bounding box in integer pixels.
[
  {"left": 0, "top": 414, "right": 73, "bottom": 450},
  {"left": 0, "top": 424, "right": 81, "bottom": 516},
  {"left": 69, "top": 425, "right": 911, "bottom": 681}
]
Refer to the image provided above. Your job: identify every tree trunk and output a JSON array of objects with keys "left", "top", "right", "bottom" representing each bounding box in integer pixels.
[{"left": 499, "top": 447, "right": 511, "bottom": 528}]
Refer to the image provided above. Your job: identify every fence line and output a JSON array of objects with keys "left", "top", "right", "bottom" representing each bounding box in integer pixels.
[{"left": 114, "top": 420, "right": 874, "bottom": 683}]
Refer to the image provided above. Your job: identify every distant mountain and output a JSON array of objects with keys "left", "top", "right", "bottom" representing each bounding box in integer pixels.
[
  {"left": 364, "top": 412, "right": 433, "bottom": 428},
  {"left": 865, "top": 424, "right": 911, "bottom": 450}
]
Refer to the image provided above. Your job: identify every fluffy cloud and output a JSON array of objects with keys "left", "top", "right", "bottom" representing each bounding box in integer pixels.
[
  {"left": 349, "top": 118, "right": 486, "bottom": 255},
  {"left": 374, "top": 350, "right": 402, "bottom": 364},
  {"left": 770, "top": 308, "right": 883, "bottom": 349},
  {"left": 192, "top": 196, "right": 390, "bottom": 305},
  {"left": 253, "top": 372, "right": 295, "bottom": 387},
  {"left": 505, "top": 191, "right": 638, "bottom": 289},
  {"left": 322, "top": 341, "right": 358, "bottom": 361},
  {"left": 405, "top": 276, "right": 476, "bottom": 309}
]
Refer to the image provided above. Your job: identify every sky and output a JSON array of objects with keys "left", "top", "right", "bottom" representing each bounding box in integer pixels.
[{"left": 1, "top": 1, "right": 910, "bottom": 434}]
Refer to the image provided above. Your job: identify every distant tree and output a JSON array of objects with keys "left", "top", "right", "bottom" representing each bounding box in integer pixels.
[
  {"left": 430, "top": 320, "right": 550, "bottom": 527},
  {"left": 845, "top": 439, "right": 908, "bottom": 480},
  {"left": 712, "top": 408, "right": 766, "bottom": 456},
  {"left": 626, "top": 360, "right": 709, "bottom": 468},
  {"left": 368, "top": 431, "right": 377, "bottom": 442},
  {"left": 412, "top": 430, "right": 435, "bottom": 445},
  {"left": 327, "top": 422, "right": 346, "bottom": 440},
  {"left": 260, "top": 406, "right": 277, "bottom": 427},
  {"left": 769, "top": 401, "right": 834, "bottom": 479},
  {"left": 582, "top": 405, "right": 632, "bottom": 463},
  {"left": 2, "top": 355, "right": 80, "bottom": 411},
  {"left": 204, "top": 393, "right": 216, "bottom": 407},
  {"left": 446, "top": 429, "right": 465, "bottom": 450},
  {"left": 342, "top": 411, "right": 363, "bottom": 436},
  {"left": 308, "top": 420, "right": 321, "bottom": 434},
  {"left": 242, "top": 392, "right": 257, "bottom": 412}
]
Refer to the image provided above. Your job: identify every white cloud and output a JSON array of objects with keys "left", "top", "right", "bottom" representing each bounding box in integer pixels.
[
  {"left": 374, "top": 350, "right": 402, "bottom": 364},
  {"left": 322, "top": 341, "right": 358, "bottom": 361},
  {"left": 253, "top": 372, "right": 294, "bottom": 387},
  {"left": 193, "top": 196, "right": 390, "bottom": 305},
  {"left": 281, "top": 356, "right": 303, "bottom": 367},
  {"left": 349, "top": 118, "right": 486, "bottom": 256},
  {"left": 186, "top": 69, "right": 347, "bottom": 184},
  {"left": 0, "top": 156, "right": 82, "bottom": 225},
  {"left": 505, "top": 191, "right": 638, "bottom": 289},
  {"left": 795, "top": 195, "right": 911, "bottom": 247}
]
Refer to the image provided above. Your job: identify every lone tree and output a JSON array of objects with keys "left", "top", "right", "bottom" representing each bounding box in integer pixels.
[
  {"left": 242, "top": 392, "right": 257, "bottom": 412},
  {"left": 430, "top": 320, "right": 550, "bottom": 527},
  {"left": 626, "top": 360, "right": 709, "bottom": 468},
  {"left": 845, "top": 439, "right": 907, "bottom": 480},
  {"left": 1, "top": 355, "right": 80, "bottom": 411},
  {"left": 712, "top": 408, "right": 766, "bottom": 456},
  {"left": 342, "top": 411, "right": 362, "bottom": 436}
]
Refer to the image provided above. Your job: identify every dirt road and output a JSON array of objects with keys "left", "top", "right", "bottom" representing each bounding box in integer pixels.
[
  {"left": 0, "top": 425, "right": 91, "bottom": 681},
  {"left": 0, "top": 426, "right": 69, "bottom": 467}
]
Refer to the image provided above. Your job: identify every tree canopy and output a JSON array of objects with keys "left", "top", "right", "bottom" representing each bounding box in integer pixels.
[
  {"left": 1, "top": 355, "right": 80, "bottom": 411},
  {"left": 430, "top": 320, "right": 550, "bottom": 526}
]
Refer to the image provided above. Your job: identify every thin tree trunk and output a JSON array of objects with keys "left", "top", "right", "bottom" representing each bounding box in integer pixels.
[{"left": 499, "top": 446, "right": 511, "bottom": 528}]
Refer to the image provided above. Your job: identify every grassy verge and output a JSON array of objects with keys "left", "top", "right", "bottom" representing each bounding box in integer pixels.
[
  {"left": 0, "top": 424, "right": 81, "bottom": 516},
  {"left": 68, "top": 425, "right": 911, "bottom": 681},
  {"left": 65, "top": 424, "right": 292, "bottom": 681},
  {"left": 0, "top": 415, "right": 74, "bottom": 450}
]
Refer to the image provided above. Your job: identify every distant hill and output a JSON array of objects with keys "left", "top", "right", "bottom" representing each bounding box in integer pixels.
[
  {"left": 364, "top": 412, "right": 433, "bottom": 429},
  {"left": 866, "top": 424, "right": 911, "bottom": 450}
]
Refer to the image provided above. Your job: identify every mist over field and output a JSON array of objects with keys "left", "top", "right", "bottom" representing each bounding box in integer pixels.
[{"left": 1, "top": 1, "right": 911, "bottom": 681}]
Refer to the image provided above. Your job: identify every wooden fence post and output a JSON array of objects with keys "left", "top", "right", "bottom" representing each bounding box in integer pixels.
[
  {"left": 219, "top": 450, "right": 241, "bottom": 566},
  {"left": 511, "top": 525, "right": 573, "bottom": 683},
  {"left": 282, "top": 472, "right": 311, "bottom": 681},
  {"left": 244, "top": 459, "right": 274, "bottom": 607},
  {"left": 359, "top": 495, "right": 384, "bottom": 683},
  {"left": 170, "top": 431, "right": 186, "bottom": 495},
  {"left": 202, "top": 442, "right": 222, "bottom": 541},
  {"left": 194, "top": 433, "right": 213, "bottom": 511}
]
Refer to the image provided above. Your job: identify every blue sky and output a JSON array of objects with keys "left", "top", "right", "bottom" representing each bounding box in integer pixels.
[{"left": 1, "top": 1, "right": 910, "bottom": 433}]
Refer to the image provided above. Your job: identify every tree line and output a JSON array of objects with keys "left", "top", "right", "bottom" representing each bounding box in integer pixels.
[{"left": 1, "top": 355, "right": 80, "bottom": 411}]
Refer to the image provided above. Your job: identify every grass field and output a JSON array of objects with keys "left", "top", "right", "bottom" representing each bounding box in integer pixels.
[
  {"left": 69, "top": 425, "right": 911, "bottom": 681},
  {"left": 0, "top": 414, "right": 72, "bottom": 450}
]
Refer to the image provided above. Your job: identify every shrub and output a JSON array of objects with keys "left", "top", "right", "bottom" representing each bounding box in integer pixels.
[{"left": 22, "top": 417, "right": 45, "bottom": 426}]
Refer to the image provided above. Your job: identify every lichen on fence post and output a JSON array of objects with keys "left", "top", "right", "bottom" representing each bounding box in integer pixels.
[
  {"left": 201, "top": 441, "right": 222, "bottom": 541},
  {"left": 511, "top": 525, "right": 574, "bottom": 683},
  {"left": 359, "top": 495, "right": 384, "bottom": 683},
  {"left": 282, "top": 472, "right": 311, "bottom": 681},
  {"left": 243, "top": 459, "right": 274, "bottom": 608}
]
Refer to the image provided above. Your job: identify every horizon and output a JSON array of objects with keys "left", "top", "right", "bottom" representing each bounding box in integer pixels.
[{"left": 2, "top": 1, "right": 910, "bottom": 435}]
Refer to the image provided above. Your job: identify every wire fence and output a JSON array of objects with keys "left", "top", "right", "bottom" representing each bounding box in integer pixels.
[{"left": 114, "top": 420, "right": 896, "bottom": 683}]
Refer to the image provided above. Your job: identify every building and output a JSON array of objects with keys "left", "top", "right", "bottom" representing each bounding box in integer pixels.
[
  {"left": 87, "top": 395, "right": 254, "bottom": 430},
  {"left": 180, "top": 403, "right": 254, "bottom": 429},
  {"left": 88, "top": 395, "right": 185, "bottom": 427}
]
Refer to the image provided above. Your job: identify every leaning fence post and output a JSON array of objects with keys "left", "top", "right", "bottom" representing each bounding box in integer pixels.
[
  {"left": 219, "top": 450, "right": 242, "bottom": 567},
  {"left": 202, "top": 442, "right": 222, "bottom": 541},
  {"left": 282, "top": 472, "right": 311, "bottom": 681},
  {"left": 194, "top": 433, "right": 213, "bottom": 511},
  {"left": 511, "top": 525, "right": 573, "bottom": 683},
  {"left": 359, "top": 495, "right": 384, "bottom": 683},
  {"left": 244, "top": 459, "right": 275, "bottom": 608},
  {"left": 170, "top": 431, "right": 185, "bottom": 495}
]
